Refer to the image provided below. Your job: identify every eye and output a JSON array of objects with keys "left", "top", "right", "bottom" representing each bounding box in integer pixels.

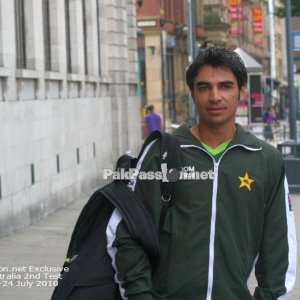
[
  {"left": 221, "top": 83, "right": 232, "bottom": 89},
  {"left": 198, "top": 85, "right": 209, "bottom": 91}
]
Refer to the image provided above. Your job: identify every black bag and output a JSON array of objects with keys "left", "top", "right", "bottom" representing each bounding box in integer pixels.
[{"left": 51, "top": 131, "right": 181, "bottom": 300}]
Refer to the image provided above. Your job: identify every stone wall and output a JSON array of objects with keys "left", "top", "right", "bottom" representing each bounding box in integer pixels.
[{"left": 0, "top": 0, "right": 141, "bottom": 237}]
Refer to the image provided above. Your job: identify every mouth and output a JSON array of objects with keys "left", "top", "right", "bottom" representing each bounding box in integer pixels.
[{"left": 207, "top": 107, "right": 226, "bottom": 114}]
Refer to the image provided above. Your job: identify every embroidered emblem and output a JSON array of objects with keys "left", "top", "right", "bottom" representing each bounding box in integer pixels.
[{"left": 239, "top": 172, "right": 255, "bottom": 191}]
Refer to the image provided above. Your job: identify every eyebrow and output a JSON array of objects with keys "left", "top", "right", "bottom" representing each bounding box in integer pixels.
[{"left": 195, "top": 80, "right": 235, "bottom": 86}]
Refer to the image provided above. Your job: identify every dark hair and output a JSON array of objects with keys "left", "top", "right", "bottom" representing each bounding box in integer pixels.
[
  {"left": 147, "top": 105, "right": 154, "bottom": 112},
  {"left": 186, "top": 47, "right": 247, "bottom": 91}
]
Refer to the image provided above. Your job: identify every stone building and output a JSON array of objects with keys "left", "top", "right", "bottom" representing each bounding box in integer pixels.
[
  {"left": 136, "top": 0, "right": 285, "bottom": 126},
  {"left": 0, "top": 0, "right": 141, "bottom": 237},
  {"left": 136, "top": 0, "right": 190, "bottom": 129}
]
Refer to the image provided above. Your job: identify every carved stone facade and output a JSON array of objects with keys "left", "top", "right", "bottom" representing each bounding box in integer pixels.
[{"left": 0, "top": 0, "right": 141, "bottom": 237}]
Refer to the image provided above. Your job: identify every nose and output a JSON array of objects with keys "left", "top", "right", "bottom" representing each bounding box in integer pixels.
[{"left": 209, "top": 86, "right": 221, "bottom": 102}]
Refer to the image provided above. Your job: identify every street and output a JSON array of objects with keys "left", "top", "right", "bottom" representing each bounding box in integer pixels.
[{"left": 0, "top": 193, "right": 299, "bottom": 300}]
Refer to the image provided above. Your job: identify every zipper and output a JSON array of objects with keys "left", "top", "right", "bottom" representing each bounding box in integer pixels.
[
  {"left": 181, "top": 144, "right": 261, "bottom": 300},
  {"left": 206, "top": 160, "right": 219, "bottom": 300}
]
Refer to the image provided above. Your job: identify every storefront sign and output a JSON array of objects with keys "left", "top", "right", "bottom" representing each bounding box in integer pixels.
[
  {"left": 230, "top": 0, "right": 243, "bottom": 36},
  {"left": 252, "top": 8, "right": 264, "bottom": 45},
  {"left": 137, "top": 20, "right": 156, "bottom": 27}
]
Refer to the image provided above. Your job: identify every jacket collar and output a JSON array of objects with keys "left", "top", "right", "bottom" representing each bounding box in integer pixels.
[
  {"left": 174, "top": 123, "right": 262, "bottom": 150},
  {"left": 230, "top": 124, "right": 262, "bottom": 149}
]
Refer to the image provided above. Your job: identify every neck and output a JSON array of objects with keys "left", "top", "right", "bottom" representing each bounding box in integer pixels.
[{"left": 191, "top": 123, "right": 236, "bottom": 148}]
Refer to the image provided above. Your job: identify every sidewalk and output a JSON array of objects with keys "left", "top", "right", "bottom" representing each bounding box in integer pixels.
[
  {"left": 0, "top": 196, "right": 87, "bottom": 300},
  {"left": 0, "top": 193, "right": 299, "bottom": 300}
]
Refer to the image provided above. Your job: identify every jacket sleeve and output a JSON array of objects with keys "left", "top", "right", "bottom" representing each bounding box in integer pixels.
[
  {"left": 109, "top": 142, "right": 163, "bottom": 300},
  {"left": 253, "top": 161, "right": 297, "bottom": 299},
  {"left": 113, "top": 218, "right": 154, "bottom": 300}
]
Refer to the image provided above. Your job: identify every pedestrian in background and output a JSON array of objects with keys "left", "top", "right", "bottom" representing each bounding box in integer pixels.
[
  {"left": 144, "top": 104, "right": 162, "bottom": 135},
  {"left": 107, "top": 47, "right": 297, "bottom": 300},
  {"left": 263, "top": 106, "right": 276, "bottom": 141}
]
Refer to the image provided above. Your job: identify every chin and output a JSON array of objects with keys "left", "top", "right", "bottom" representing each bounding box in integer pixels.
[{"left": 206, "top": 118, "right": 235, "bottom": 128}]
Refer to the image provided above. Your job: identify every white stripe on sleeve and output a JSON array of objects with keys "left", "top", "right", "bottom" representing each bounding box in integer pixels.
[
  {"left": 278, "top": 177, "right": 297, "bottom": 299},
  {"left": 106, "top": 208, "right": 127, "bottom": 300}
]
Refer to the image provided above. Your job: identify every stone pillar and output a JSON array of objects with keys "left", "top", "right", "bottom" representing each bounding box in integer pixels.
[
  {"left": 69, "top": 0, "right": 85, "bottom": 75},
  {"left": 85, "top": 0, "right": 100, "bottom": 77},
  {"left": 50, "top": 0, "right": 68, "bottom": 98},
  {"left": 0, "top": 0, "right": 17, "bottom": 101}
]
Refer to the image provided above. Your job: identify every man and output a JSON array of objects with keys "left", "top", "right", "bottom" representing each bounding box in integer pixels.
[
  {"left": 144, "top": 104, "right": 162, "bottom": 135},
  {"left": 107, "top": 47, "right": 297, "bottom": 299},
  {"left": 263, "top": 106, "right": 276, "bottom": 142}
]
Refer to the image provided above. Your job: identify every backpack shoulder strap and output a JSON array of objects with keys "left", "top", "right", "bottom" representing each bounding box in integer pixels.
[
  {"left": 115, "top": 130, "right": 181, "bottom": 242},
  {"left": 136, "top": 130, "right": 164, "bottom": 161},
  {"left": 156, "top": 131, "right": 181, "bottom": 233},
  {"left": 159, "top": 131, "right": 181, "bottom": 201},
  {"left": 140, "top": 130, "right": 181, "bottom": 200},
  {"left": 114, "top": 131, "right": 164, "bottom": 173},
  {"left": 139, "top": 131, "right": 181, "bottom": 234}
]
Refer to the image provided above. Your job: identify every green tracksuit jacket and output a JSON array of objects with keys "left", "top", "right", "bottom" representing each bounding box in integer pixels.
[{"left": 106, "top": 123, "right": 297, "bottom": 300}]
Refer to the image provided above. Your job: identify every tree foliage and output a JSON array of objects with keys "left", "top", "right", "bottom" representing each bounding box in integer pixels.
[{"left": 274, "top": 0, "right": 300, "bottom": 18}]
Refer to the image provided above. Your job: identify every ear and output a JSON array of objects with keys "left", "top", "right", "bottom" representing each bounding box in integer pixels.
[{"left": 239, "top": 85, "right": 247, "bottom": 101}]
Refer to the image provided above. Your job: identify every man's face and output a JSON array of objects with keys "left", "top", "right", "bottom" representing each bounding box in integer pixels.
[{"left": 192, "top": 65, "right": 246, "bottom": 128}]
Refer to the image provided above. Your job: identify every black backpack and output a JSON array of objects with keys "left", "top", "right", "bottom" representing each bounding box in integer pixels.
[{"left": 51, "top": 130, "right": 181, "bottom": 300}]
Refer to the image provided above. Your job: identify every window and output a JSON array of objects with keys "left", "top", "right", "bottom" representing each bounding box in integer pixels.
[
  {"left": 31, "top": 163, "right": 35, "bottom": 185},
  {"left": 96, "top": 0, "right": 101, "bottom": 76},
  {"left": 43, "top": 0, "right": 51, "bottom": 71},
  {"left": 56, "top": 154, "right": 60, "bottom": 173},
  {"left": 93, "top": 142, "right": 96, "bottom": 157},
  {"left": 82, "top": 0, "right": 88, "bottom": 75},
  {"left": 76, "top": 148, "right": 80, "bottom": 164},
  {"left": 65, "top": 0, "right": 72, "bottom": 73},
  {"left": 15, "top": 0, "right": 26, "bottom": 69}
]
